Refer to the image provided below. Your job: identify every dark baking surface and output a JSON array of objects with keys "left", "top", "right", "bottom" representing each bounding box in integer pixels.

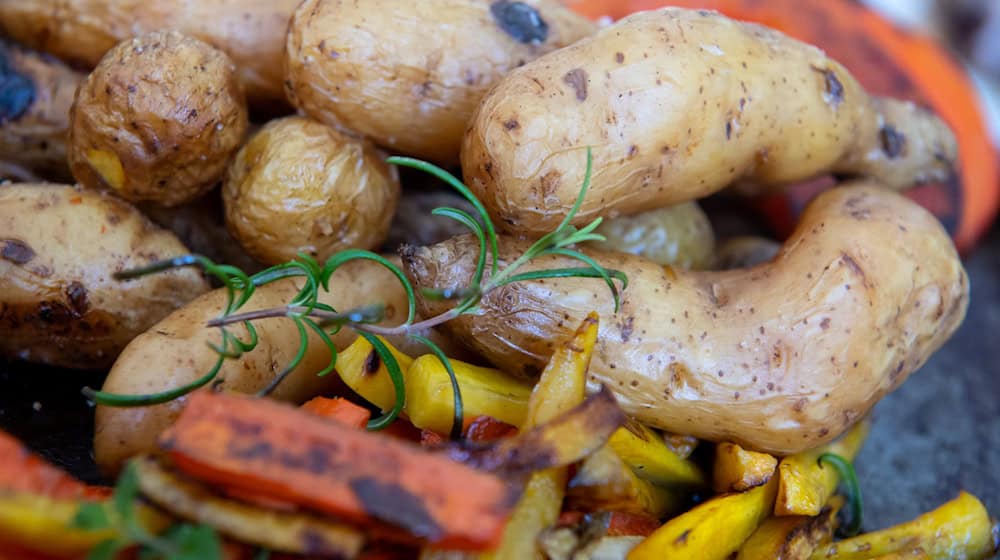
[{"left": 1, "top": 225, "right": 999, "bottom": 535}]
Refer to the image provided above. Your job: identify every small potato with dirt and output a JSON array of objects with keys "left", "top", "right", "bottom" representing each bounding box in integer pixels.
[
  {"left": 0, "top": 42, "right": 84, "bottom": 182},
  {"left": 223, "top": 117, "right": 400, "bottom": 265},
  {"left": 0, "top": 184, "right": 209, "bottom": 369},
  {"left": 462, "top": 8, "right": 958, "bottom": 235},
  {"left": 404, "top": 184, "right": 968, "bottom": 455},
  {"left": 69, "top": 31, "right": 249, "bottom": 207},
  {"left": 284, "top": 0, "right": 596, "bottom": 163},
  {"left": 590, "top": 201, "right": 715, "bottom": 269}
]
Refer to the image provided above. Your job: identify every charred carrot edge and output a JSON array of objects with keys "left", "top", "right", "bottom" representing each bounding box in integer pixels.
[
  {"left": 0, "top": 431, "right": 110, "bottom": 500},
  {"left": 160, "top": 391, "right": 520, "bottom": 551},
  {"left": 301, "top": 397, "right": 372, "bottom": 429},
  {"left": 603, "top": 511, "right": 662, "bottom": 537}
]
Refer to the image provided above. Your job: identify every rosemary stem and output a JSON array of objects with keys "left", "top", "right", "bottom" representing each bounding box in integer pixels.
[{"left": 207, "top": 306, "right": 460, "bottom": 337}]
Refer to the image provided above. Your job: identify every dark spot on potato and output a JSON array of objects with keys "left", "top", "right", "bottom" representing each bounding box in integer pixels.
[
  {"left": 674, "top": 529, "right": 691, "bottom": 546},
  {"left": 1, "top": 238, "right": 35, "bottom": 264},
  {"left": 65, "top": 282, "right": 88, "bottom": 315},
  {"left": 503, "top": 118, "right": 520, "bottom": 131},
  {"left": 615, "top": 52, "right": 625, "bottom": 64},
  {"left": 879, "top": 125, "right": 906, "bottom": 159},
  {"left": 840, "top": 253, "right": 867, "bottom": 287},
  {"left": 539, "top": 170, "right": 562, "bottom": 198},
  {"left": 619, "top": 316, "right": 634, "bottom": 342},
  {"left": 813, "top": 66, "right": 844, "bottom": 107},
  {"left": 350, "top": 476, "right": 443, "bottom": 540},
  {"left": 490, "top": 1, "right": 549, "bottom": 45},
  {"left": 0, "top": 47, "right": 35, "bottom": 123},
  {"left": 363, "top": 350, "right": 381, "bottom": 376},
  {"left": 563, "top": 68, "right": 588, "bottom": 102},
  {"left": 627, "top": 145, "right": 639, "bottom": 158},
  {"left": 725, "top": 121, "right": 732, "bottom": 140},
  {"left": 820, "top": 317, "right": 831, "bottom": 330}
]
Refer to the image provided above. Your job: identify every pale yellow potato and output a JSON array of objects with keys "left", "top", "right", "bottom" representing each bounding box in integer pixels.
[
  {"left": 223, "top": 117, "right": 399, "bottom": 265},
  {"left": 591, "top": 201, "right": 714, "bottom": 269},
  {"left": 284, "top": 0, "right": 596, "bottom": 163},
  {"left": 403, "top": 184, "right": 968, "bottom": 455},
  {"left": 68, "top": 31, "right": 249, "bottom": 207},
  {"left": 462, "top": 8, "right": 958, "bottom": 235},
  {"left": 0, "top": 0, "right": 299, "bottom": 109},
  {"left": 0, "top": 184, "right": 209, "bottom": 369},
  {"left": 0, "top": 42, "right": 83, "bottom": 182}
]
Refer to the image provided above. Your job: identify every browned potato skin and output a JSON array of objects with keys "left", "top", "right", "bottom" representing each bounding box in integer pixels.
[
  {"left": 0, "top": 0, "right": 298, "bottom": 109},
  {"left": 223, "top": 117, "right": 400, "bottom": 265},
  {"left": 0, "top": 42, "right": 83, "bottom": 182},
  {"left": 462, "top": 8, "right": 958, "bottom": 235},
  {"left": 0, "top": 184, "right": 209, "bottom": 369},
  {"left": 284, "top": 0, "right": 596, "bottom": 164},
  {"left": 403, "top": 184, "right": 968, "bottom": 454},
  {"left": 68, "top": 31, "right": 248, "bottom": 207},
  {"left": 95, "top": 257, "right": 467, "bottom": 473}
]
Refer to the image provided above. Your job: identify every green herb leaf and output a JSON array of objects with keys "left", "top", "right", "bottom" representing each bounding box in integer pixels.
[
  {"left": 86, "top": 539, "right": 124, "bottom": 560},
  {"left": 818, "top": 452, "right": 864, "bottom": 537},
  {"left": 360, "top": 331, "right": 406, "bottom": 430},
  {"left": 72, "top": 502, "right": 111, "bottom": 531},
  {"left": 168, "top": 524, "right": 224, "bottom": 560},
  {"left": 112, "top": 462, "right": 140, "bottom": 519}
]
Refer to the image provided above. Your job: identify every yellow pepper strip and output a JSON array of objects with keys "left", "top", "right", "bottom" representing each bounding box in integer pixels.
[
  {"left": 714, "top": 442, "right": 778, "bottom": 493},
  {"left": 869, "top": 549, "right": 931, "bottom": 560},
  {"left": 567, "top": 446, "right": 681, "bottom": 518},
  {"left": 736, "top": 496, "right": 843, "bottom": 560},
  {"left": 406, "top": 354, "right": 532, "bottom": 434},
  {"left": 0, "top": 491, "right": 168, "bottom": 557},
  {"left": 607, "top": 420, "right": 706, "bottom": 488},
  {"left": 775, "top": 420, "right": 870, "bottom": 516},
  {"left": 810, "top": 492, "right": 999, "bottom": 560},
  {"left": 484, "top": 313, "right": 598, "bottom": 560},
  {"left": 627, "top": 476, "right": 778, "bottom": 560},
  {"left": 335, "top": 335, "right": 414, "bottom": 412}
]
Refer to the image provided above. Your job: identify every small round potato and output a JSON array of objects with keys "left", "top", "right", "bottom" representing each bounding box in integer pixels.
[
  {"left": 68, "top": 31, "right": 249, "bottom": 207},
  {"left": 223, "top": 117, "right": 400, "bottom": 265},
  {"left": 591, "top": 202, "right": 715, "bottom": 269},
  {"left": 0, "top": 184, "right": 209, "bottom": 369},
  {"left": 284, "top": 0, "right": 596, "bottom": 163}
]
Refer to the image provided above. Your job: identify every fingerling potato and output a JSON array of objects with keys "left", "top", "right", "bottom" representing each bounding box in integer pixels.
[
  {"left": 590, "top": 201, "right": 715, "bottom": 269},
  {"left": 0, "top": 184, "right": 209, "bottom": 369},
  {"left": 462, "top": 8, "right": 958, "bottom": 235},
  {"left": 68, "top": 31, "right": 249, "bottom": 207},
  {"left": 284, "top": 0, "right": 596, "bottom": 163},
  {"left": 223, "top": 117, "right": 400, "bottom": 265},
  {"left": 403, "top": 184, "right": 968, "bottom": 454}
]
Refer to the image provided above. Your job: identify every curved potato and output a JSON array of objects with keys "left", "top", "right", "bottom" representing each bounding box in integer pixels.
[
  {"left": 68, "top": 31, "right": 248, "bottom": 207},
  {"left": 95, "top": 257, "right": 466, "bottom": 473},
  {"left": 0, "top": 184, "right": 209, "bottom": 369},
  {"left": 0, "top": 42, "right": 83, "bottom": 182},
  {"left": 0, "top": 0, "right": 299, "bottom": 109},
  {"left": 462, "top": 8, "right": 958, "bottom": 235},
  {"left": 403, "top": 184, "right": 968, "bottom": 454},
  {"left": 223, "top": 117, "right": 399, "bottom": 265},
  {"left": 284, "top": 0, "right": 596, "bottom": 163},
  {"left": 590, "top": 201, "right": 714, "bottom": 269}
]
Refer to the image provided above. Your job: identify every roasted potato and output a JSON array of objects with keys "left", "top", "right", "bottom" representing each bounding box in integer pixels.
[
  {"left": 462, "top": 8, "right": 958, "bottom": 235},
  {"left": 284, "top": 0, "right": 596, "bottom": 163},
  {"left": 0, "top": 42, "right": 83, "bottom": 182},
  {"left": 0, "top": 184, "right": 209, "bottom": 369},
  {"left": 591, "top": 201, "right": 715, "bottom": 268},
  {"left": 403, "top": 184, "right": 968, "bottom": 454},
  {"left": 0, "top": 0, "right": 299, "bottom": 109},
  {"left": 223, "top": 117, "right": 400, "bottom": 265},
  {"left": 68, "top": 31, "right": 248, "bottom": 207}
]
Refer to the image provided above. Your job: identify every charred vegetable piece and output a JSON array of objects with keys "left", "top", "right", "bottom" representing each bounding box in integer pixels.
[
  {"left": 159, "top": 391, "right": 518, "bottom": 550},
  {"left": 607, "top": 420, "right": 706, "bottom": 488},
  {"left": 775, "top": 420, "right": 869, "bottom": 516},
  {"left": 736, "top": 497, "right": 842, "bottom": 560},
  {"left": 567, "top": 446, "right": 681, "bottom": 518},
  {"left": 810, "top": 492, "right": 999, "bottom": 560},
  {"left": 713, "top": 442, "right": 778, "bottom": 493},
  {"left": 301, "top": 397, "right": 372, "bottom": 429}
]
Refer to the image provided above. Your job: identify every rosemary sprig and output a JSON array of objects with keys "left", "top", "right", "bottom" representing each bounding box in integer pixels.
[
  {"left": 818, "top": 452, "right": 864, "bottom": 537},
  {"left": 83, "top": 148, "right": 625, "bottom": 440}
]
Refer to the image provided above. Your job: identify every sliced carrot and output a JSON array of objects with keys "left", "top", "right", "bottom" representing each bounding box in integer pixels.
[
  {"left": 464, "top": 416, "right": 518, "bottom": 443},
  {"left": 0, "top": 431, "right": 110, "bottom": 500},
  {"left": 160, "top": 392, "right": 519, "bottom": 551},
  {"left": 603, "top": 511, "right": 662, "bottom": 538},
  {"left": 301, "top": 396, "right": 372, "bottom": 429}
]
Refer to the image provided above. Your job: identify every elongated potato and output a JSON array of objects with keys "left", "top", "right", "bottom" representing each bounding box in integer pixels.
[
  {"left": 0, "top": 0, "right": 299, "bottom": 109},
  {"left": 462, "top": 8, "right": 958, "bottom": 235},
  {"left": 0, "top": 42, "right": 83, "bottom": 182},
  {"left": 69, "top": 31, "right": 249, "bottom": 207},
  {"left": 0, "top": 184, "right": 208, "bottom": 369},
  {"left": 403, "top": 184, "right": 968, "bottom": 454},
  {"left": 95, "top": 257, "right": 456, "bottom": 474},
  {"left": 223, "top": 117, "right": 399, "bottom": 265},
  {"left": 284, "top": 0, "right": 596, "bottom": 163}
]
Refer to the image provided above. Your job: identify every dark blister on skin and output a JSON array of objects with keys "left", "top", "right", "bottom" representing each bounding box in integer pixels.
[
  {"left": 879, "top": 125, "right": 907, "bottom": 159},
  {"left": 491, "top": 1, "right": 549, "bottom": 45},
  {"left": 1, "top": 239, "right": 36, "bottom": 265},
  {"left": 0, "top": 46, "right": 34, "bottom": 123}
]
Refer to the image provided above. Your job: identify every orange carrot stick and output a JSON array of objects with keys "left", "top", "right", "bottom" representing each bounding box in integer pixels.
[
  {"left": 301, "top": 397, "right": 372, "bottom": 429},
  {"left": 0, "top": 431, "right": 109, "bottom": 500}
]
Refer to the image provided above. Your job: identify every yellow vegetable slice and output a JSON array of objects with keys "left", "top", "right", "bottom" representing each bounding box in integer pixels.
[
  {"left": 713, "top": 442, "right": 778, "bottom": 493},
  {"left": 608, "top": 419, "right": 706, "bottom": 488},
  {"left": 627, "top": 477, "right": 778, "bottom": 560},
  {"left": 335, "top": 335, "right": 414, "bottom": 412},
  {"left": 736, "top": 496, "right": 843, "bottom": 560},
  {"left": 775, "top": 420, "right": 869, "bottom": 516},
  {"left": 567, "top": 446, "right": 681, "bottom": 518}
]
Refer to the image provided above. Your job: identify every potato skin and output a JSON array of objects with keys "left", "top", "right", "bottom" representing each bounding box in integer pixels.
[
  {"left": 591, "top": 201, "right": 714, "bottom": 269},
  {"left": 284, "top": 0, "right": 596, "bottom": 163},
  {"left": 403, "top": 184, "right": 968, "bottom": 454},
  {"left": 0, "top": 42, "right": 83, "bottom": 182},
  {"left": 68, "top": 31, "right": 248, "bottom": 207},
  {"left": 0, "top": 0, "right": 299, "bottom": 109},
  {"left": 223, "top": 117, "right": 400, "bottom": 265},
  {"left": 462, "top": 8, "right": 958, "bottom": 235},
  {"left": 0, "top": 184, "right": 209, "bottom": 369}
]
